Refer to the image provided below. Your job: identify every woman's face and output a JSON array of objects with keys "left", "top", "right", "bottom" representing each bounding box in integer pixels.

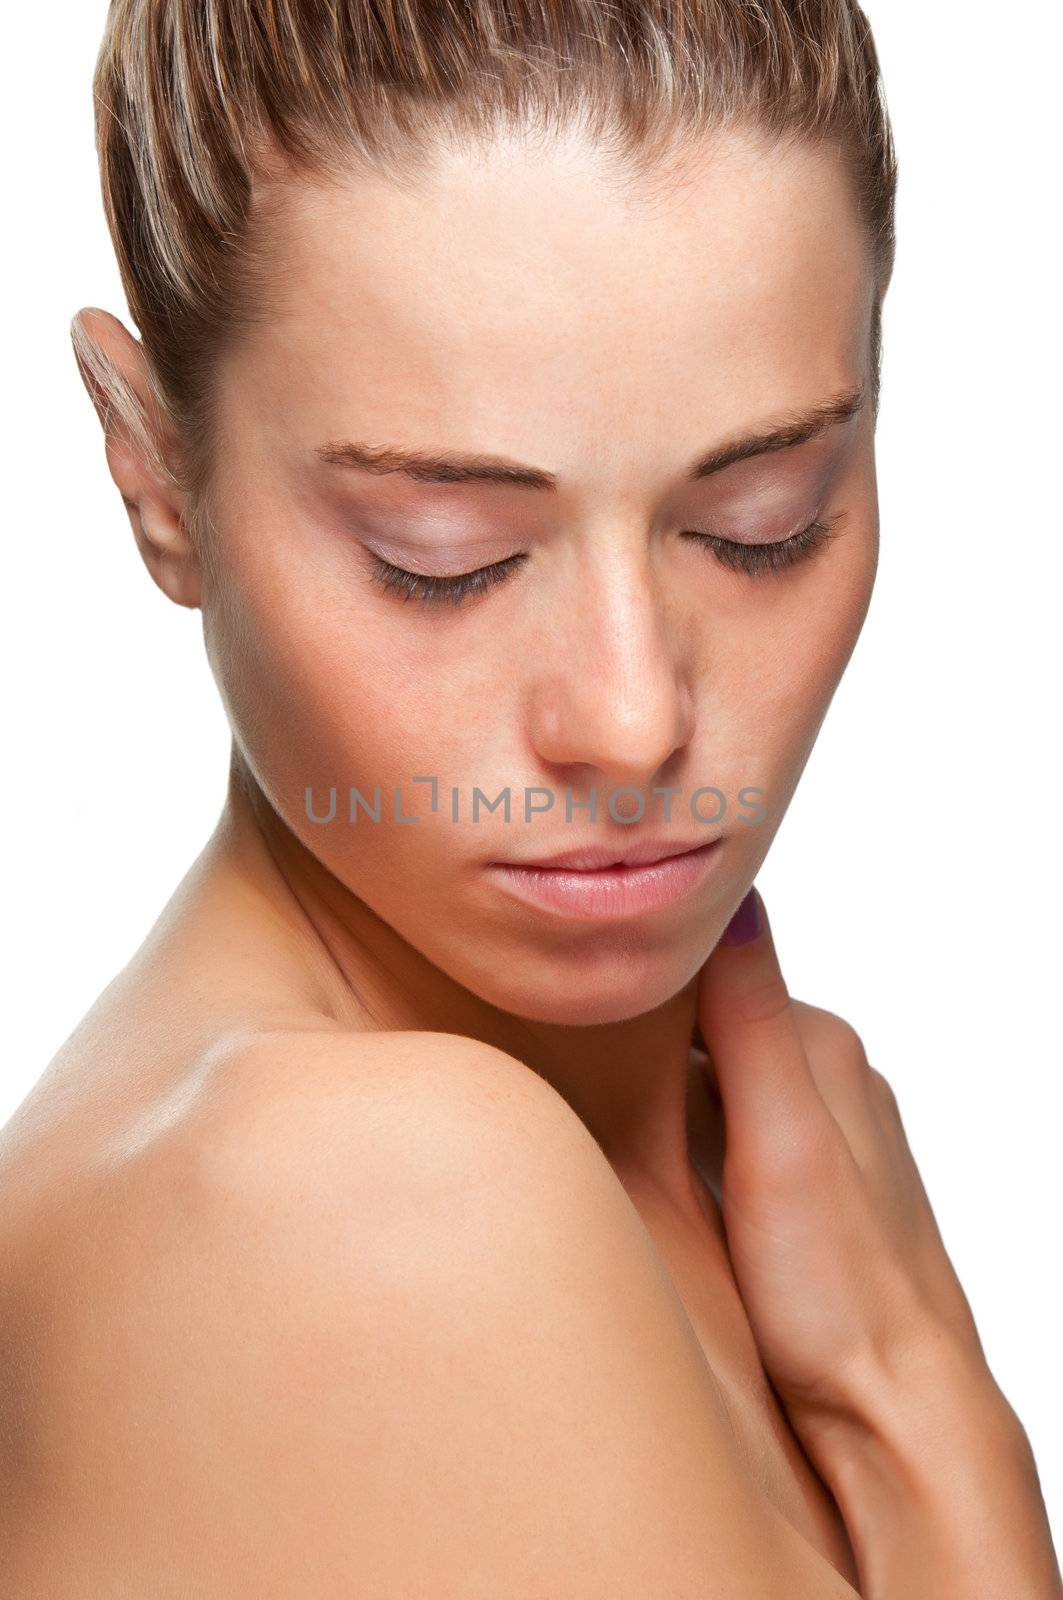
[{"left": 202, "top": 125, "right": 879, "bottom": 1025}]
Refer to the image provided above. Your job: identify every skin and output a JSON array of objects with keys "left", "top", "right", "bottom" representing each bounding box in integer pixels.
[
  {"left": 109, "top": 119, "right": 880, "bottom": 1198},
  {"left": 211, "top": 122, "right": 876, "bottom": 1089},
  {"left": 3, "top": 122, "right": 1059, "bottom": 1594}
]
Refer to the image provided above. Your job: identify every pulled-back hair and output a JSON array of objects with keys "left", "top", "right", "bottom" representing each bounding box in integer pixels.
[{"left": 73, "top": 0, "right": 897, "bottom": 550}]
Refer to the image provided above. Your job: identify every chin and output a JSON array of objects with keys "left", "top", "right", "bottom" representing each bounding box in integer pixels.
[{"left": 463, "top": 940, "right": 706, "bottom": 1029}]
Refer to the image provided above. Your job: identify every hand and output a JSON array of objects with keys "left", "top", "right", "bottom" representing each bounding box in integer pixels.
[{"left": 695, "top": 885, "right": 994, "bottom": 1447}]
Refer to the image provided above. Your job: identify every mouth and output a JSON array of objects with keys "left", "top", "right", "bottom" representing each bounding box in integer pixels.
[
  {"left": 485, "top": 837, "right": 724, "bottom": 921},
  {"left": 496, "top": 836, "right": 719, "bottom": 872}
]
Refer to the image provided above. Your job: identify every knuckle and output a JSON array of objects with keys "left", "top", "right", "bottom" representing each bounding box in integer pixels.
[
  {"left": 794, "top": 1001, "right": 866, "bottom": 1056},
  {"left": 732, "top": 970, "right": 794, "bottom": 1028},
  {"left": 792, "top": 1002, "right": 869, "bottom": 1082},
  {"left": 868, "top": 1065, "right": 902, "bottom": 1116}
]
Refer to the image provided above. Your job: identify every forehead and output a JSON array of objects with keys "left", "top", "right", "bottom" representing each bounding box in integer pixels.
[{"left": 231, "top": 125, "right": 873, "bottom": 478}]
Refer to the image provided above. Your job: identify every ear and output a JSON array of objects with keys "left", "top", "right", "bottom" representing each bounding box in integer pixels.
[{"left": 71, "top": 306, "right": 202, "bottom": 610}]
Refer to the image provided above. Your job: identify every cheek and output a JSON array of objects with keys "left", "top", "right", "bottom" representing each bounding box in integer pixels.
[
  {"left": 204, "top": 556, "right": 390, "bottom": 809},
  {"left": 807, "top": 515, "right": 880, "bottom": 685},
  {"left": 212, "top": 503, "right": 507, "bottom": 772},
  {"left": 713, "top": 525, "right": 877, "bottom": 802},
  {"left": 206, "top": 554, "right": 501, "bottom": 853}
]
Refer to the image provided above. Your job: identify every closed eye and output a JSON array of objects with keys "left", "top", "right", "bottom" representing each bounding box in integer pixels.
[
  {"left": 367, "top": 511, "right": 846, "bottom": 609},
  {"left": 684, "top": 512, "right": 846, "bottom": 577},
  {"left": 368, "top": 552, "right": 529, "bottom": 608}
]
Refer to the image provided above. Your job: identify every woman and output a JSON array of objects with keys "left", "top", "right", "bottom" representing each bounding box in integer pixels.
[{"left": 1, "top": 0, "right": 1059, "bottom": 1593}]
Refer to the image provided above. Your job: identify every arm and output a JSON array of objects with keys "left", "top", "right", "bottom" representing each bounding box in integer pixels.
[
  {"left": 10, "top": 1031, "right": 862, "bottom": 1598},
  {"left": 822, "top": 1339, "right": 1060, "bottom": 1597},
  {"left": 696, "top": 890, "right": 1062, "bottom": 1600}
]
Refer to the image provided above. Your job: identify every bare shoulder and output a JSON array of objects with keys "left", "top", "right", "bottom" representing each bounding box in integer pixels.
[
  {"left": 214, "top": 1022, "right": 600, "bottom": 1139},
  {"left": 200, "top": 1025, "right": 628, "bottom": 1211},
  {"left": 7, "top": 1027, "right": 859, "bottom": 1598}
]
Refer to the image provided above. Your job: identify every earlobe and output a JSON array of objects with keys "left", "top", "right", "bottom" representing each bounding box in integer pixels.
[
  {"left": 121, "top": 487, "right": 203, "bottom": 611},
  {"left": 71, "top": 306, "right": 202, "bottom": 611}
]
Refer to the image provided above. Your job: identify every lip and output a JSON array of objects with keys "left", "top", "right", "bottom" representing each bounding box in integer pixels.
[
  {"left": 498, "top": 836, "right": 718, "bottom": 871},
  {"left": 486, "top": 837, "right": 723, "bottom": 921}
]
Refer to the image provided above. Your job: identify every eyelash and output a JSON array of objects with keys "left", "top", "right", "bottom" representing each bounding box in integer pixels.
[
  {"left": 368, "top": 513, "right": 844, "bottom": 609},
  {"left": 688, "top": 513, "right": 845, "bottom": 578},
  {"left": 369, "top": 552, "right": 530, "bottom": 608}
]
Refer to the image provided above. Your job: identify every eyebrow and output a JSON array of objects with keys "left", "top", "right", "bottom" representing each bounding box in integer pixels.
[{"left": 314, "top": 385, "right": 865, "bottom": 490}]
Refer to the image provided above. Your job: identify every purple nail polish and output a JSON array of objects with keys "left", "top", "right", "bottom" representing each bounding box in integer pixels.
[{"left": 720, "top": 887, "right": 760, "bottom": 946}]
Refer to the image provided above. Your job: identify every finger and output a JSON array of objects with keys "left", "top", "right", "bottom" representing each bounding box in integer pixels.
[
  {"left": 697, "top": 887, "right": 833, "bottom": 1161},
  {"left": 787, "top": 1005, "right": 890, "bottom": 1174}
]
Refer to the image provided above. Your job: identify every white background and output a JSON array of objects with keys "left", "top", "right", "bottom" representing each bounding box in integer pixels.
[{"left": 3, "top": 0, "right": 1061, "bottom": 1543}]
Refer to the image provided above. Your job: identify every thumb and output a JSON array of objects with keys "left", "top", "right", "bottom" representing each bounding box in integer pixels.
[{"left": 697, "top": 886, "right": 829, "bottom": 1163}]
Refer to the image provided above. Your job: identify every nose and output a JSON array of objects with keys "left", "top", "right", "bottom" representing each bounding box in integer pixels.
[{"left": 526, "top": 544, "right": 696, "bottom": 798}]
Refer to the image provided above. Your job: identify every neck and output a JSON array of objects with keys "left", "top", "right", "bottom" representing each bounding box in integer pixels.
[{"left": 213, "top": 752, "right": 720, "bottom": 1221}]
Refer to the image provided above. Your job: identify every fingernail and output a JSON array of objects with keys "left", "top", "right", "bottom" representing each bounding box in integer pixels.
[{"left": 720, "top": 886, "right": 761, "bottom": 946}]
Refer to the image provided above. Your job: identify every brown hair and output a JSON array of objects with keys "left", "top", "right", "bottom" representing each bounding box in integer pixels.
[{"left": 73, "top": 0, "right": 897, "bottom": 551}]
